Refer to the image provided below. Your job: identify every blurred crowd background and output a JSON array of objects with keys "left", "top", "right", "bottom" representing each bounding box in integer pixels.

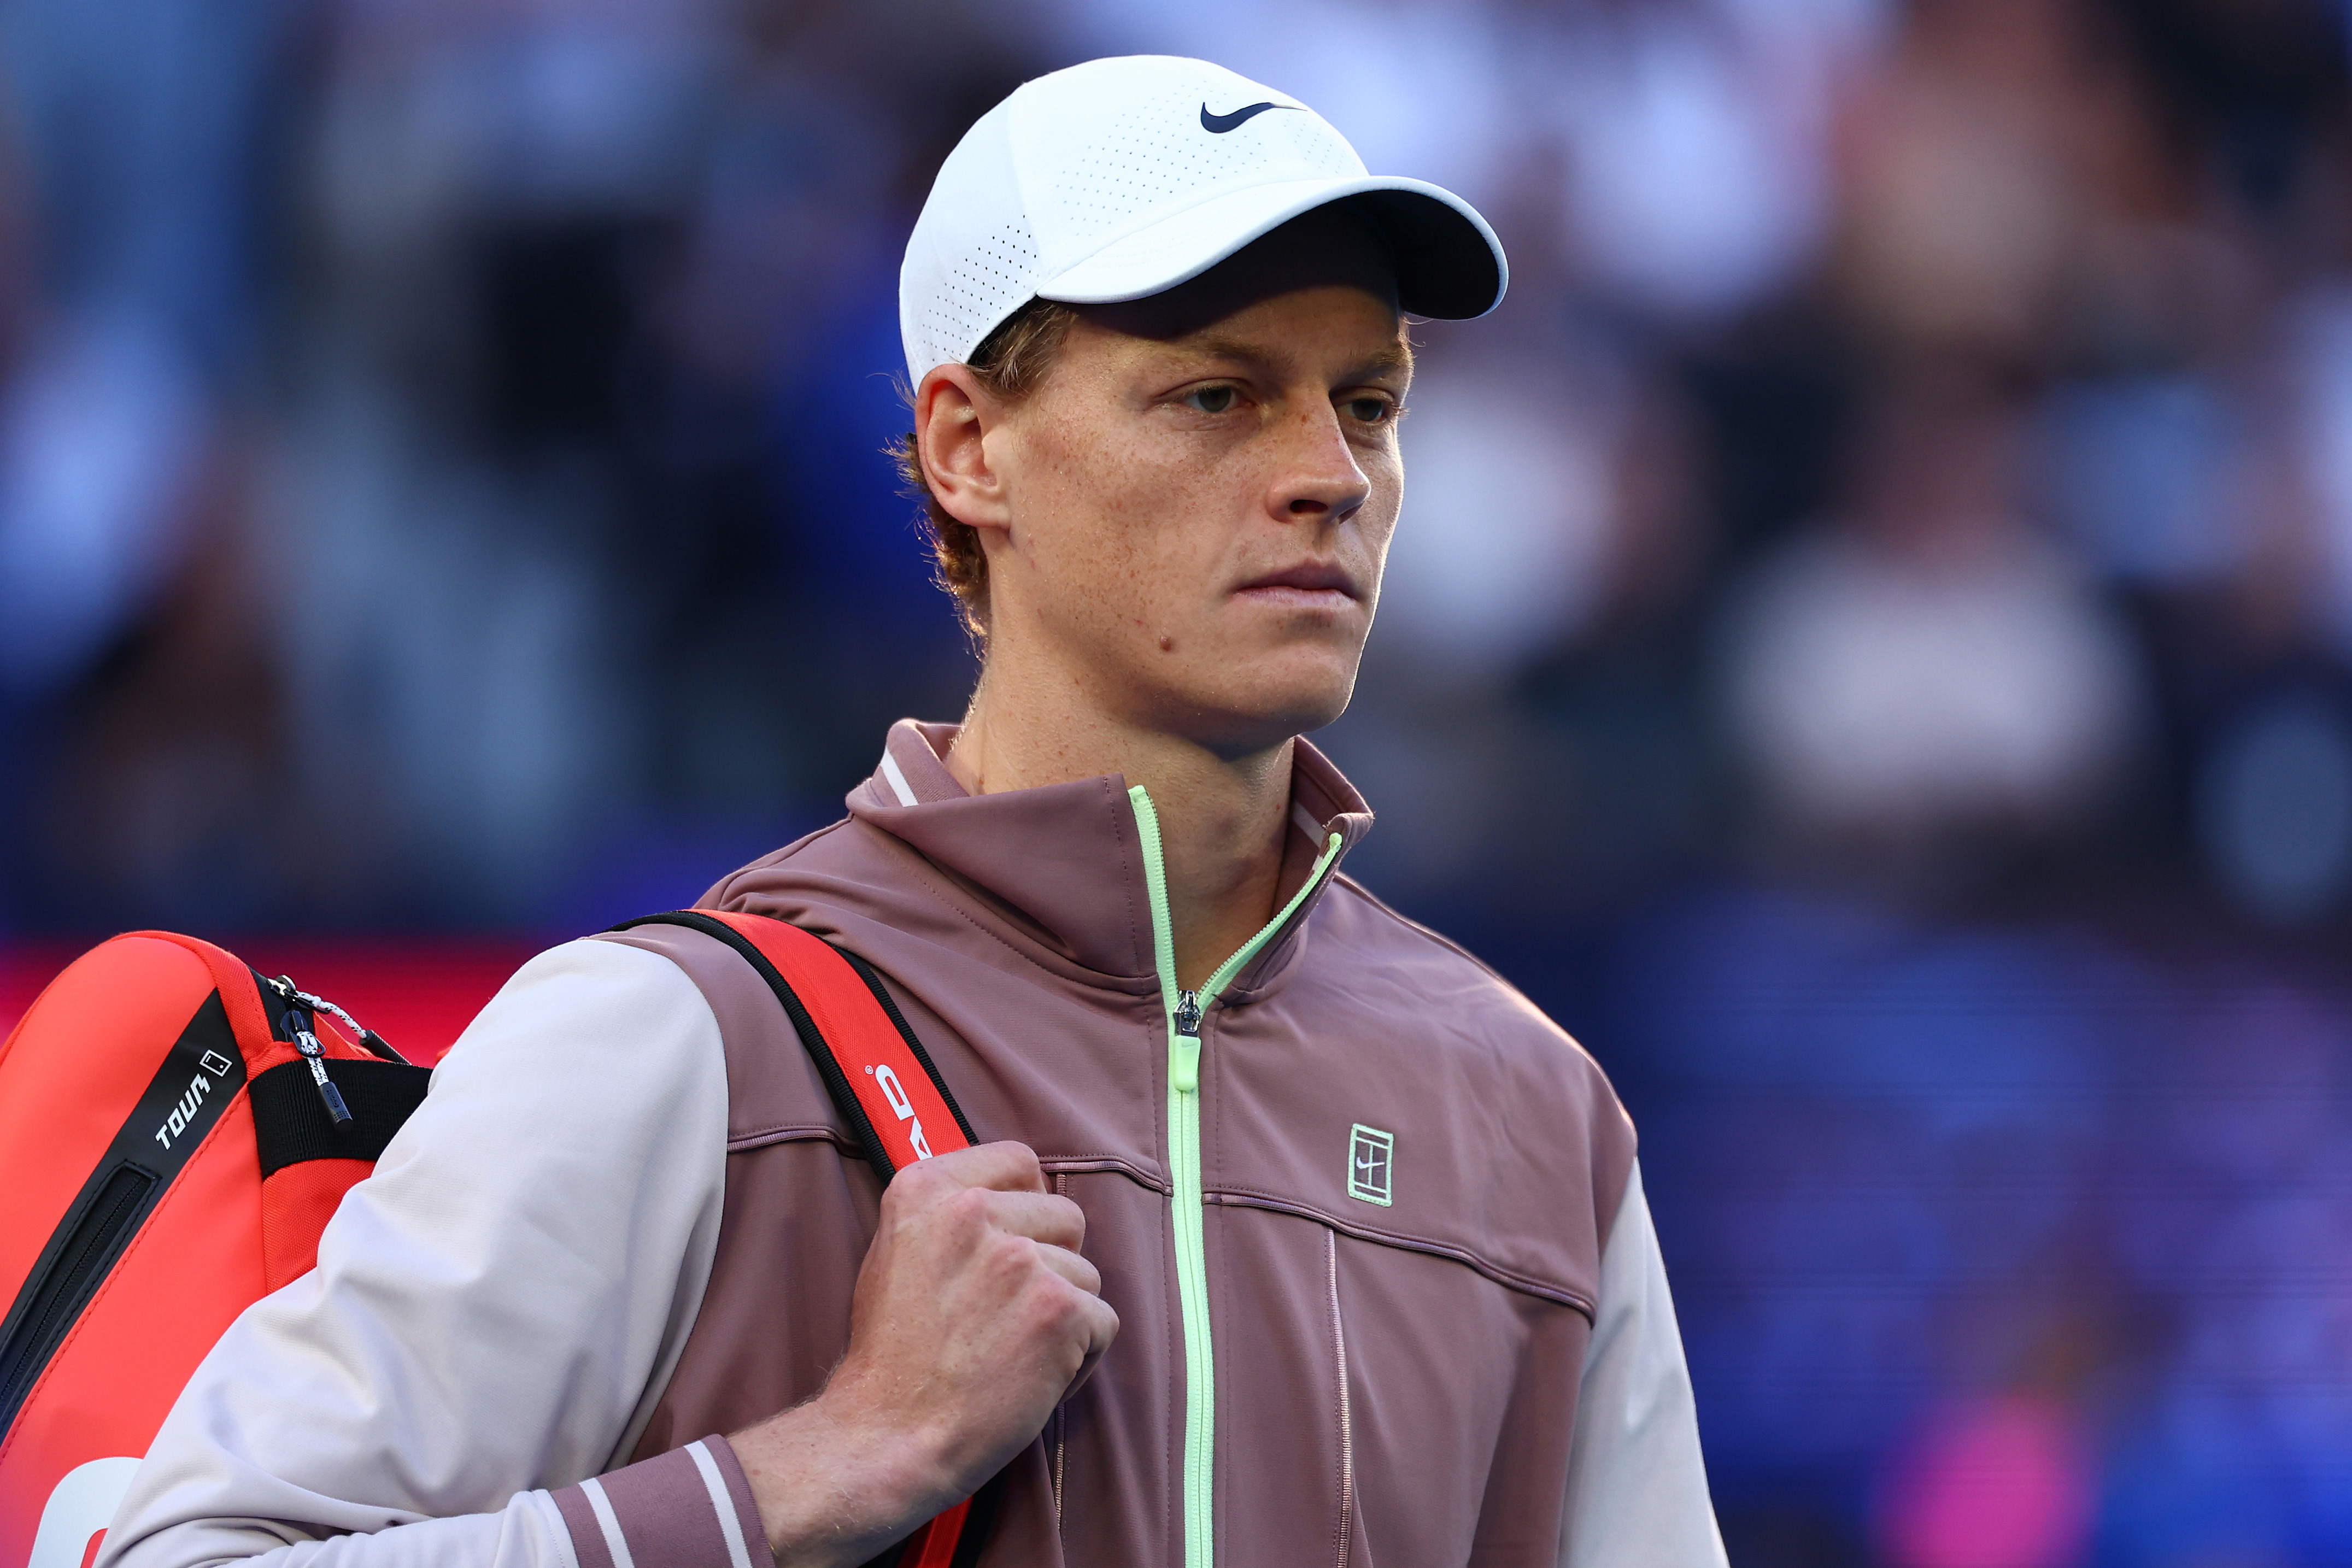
[{"left": 2, "top": 0, "right": 2351, "bottom": 1561}]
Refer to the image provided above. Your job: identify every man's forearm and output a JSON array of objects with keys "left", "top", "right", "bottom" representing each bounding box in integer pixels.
[
  {"left": 105, "top": 1438, "right": 770, "bottom": 1568},
  {"left": 730, "top": 1397, "right": 937, "bottom": 1568},
  {"left": 104, "top": 1488, "right": 575, "bottom": 1568}
]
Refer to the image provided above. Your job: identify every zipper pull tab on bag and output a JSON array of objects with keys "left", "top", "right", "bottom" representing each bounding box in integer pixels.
[
  {"left": 295, "top": 1021, "right": 354, "bottom": 1128},
  {"left": 272, "top": 977, "right": 355, "bottom": 1129}
]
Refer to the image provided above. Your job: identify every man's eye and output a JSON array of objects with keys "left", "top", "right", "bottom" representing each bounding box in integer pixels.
[
  {"left": 1184, "top": 386, "right": 1237, "bottom": 414},
  {"left": 1344, "top": 397, "right": 1393, "bottom": 424}
]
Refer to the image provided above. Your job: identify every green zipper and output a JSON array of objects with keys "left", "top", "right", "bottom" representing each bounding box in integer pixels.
[{"left": 1128, "top": 784, "right": 1345, "bottom": 1568}]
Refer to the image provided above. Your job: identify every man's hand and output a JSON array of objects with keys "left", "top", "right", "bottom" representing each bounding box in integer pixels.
[{"left": 729, "top": 1141, "right": 1118, "bottom": 1566}]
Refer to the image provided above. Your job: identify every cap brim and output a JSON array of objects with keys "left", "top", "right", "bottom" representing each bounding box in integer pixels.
[{"left": 1034, "top": 175, "right": 1506, "bottom": 320}]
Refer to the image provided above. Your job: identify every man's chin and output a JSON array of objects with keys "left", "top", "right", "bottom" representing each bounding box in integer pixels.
[{"left": 1152, "top": 672, "right": 1359, "bottom": 759}]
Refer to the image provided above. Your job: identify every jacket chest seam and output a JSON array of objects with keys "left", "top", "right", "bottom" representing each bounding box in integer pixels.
[
  {"left": 725, "top": 1124, "right": 856, "bottom": 1155},
  {"left": 1203, "top": 1187, "right": 1596, "bottom": 1319},
  {"left": 723, "top": 1129, "right": 1173, "bottom": 1190},
  {"left": 1039, "top": 1154, "right": 1170, "bottom": 1194}
]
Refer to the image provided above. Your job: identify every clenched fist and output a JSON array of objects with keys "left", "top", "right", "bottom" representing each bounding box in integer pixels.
[{"left": 729, "top": 1142, "right": 1119, "bottom": 1566}]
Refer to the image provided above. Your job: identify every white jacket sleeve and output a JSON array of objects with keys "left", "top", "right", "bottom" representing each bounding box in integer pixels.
[
  {"left": 97, "top": 939, "right": 734, "bottom": 1568},
  {"left": 1561, "top": 1162, "right": 1728, "bottom": 1568}
]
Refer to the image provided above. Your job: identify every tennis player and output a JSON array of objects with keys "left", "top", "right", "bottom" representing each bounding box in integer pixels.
[{"left": 103, "top": 55, "right": 1724, "bottom": 1568}]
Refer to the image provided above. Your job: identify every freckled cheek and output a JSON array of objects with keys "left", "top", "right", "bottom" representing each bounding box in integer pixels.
[
  {"left": 1025, "top": 467, "right": 1185, "bottom": 643},
  {"left": 1022, "top": 419, "right": 1248, "bottom": 631},
  {"left": 1092, "top": 459, "right": 1229, "bottom": 583}
]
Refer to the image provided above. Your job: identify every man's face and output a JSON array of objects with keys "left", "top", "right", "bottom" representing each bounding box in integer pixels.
[{"left": 978, "top": 215, "right": 1409, "bottom": 756}]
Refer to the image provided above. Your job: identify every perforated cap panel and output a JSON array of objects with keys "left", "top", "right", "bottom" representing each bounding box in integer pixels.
[
  {"left": 1007, "top": 65, "right": 1360, "bottom": 273},
  {"left": 920, "top": 219, "right": 1035, "bottom": 380},
  {"left": 901, "top": 96, "right": 1038, "bottom": 383}
]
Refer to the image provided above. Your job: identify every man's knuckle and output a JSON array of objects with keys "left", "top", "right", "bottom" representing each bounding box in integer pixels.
[
  {"left": 890, "top": 1162, "right": 944, "bottom": 1206},
  {"left": 981, "top": 1228, "right": 1034, "bottom": 1277},
  {"left": 943, "top": 1184, "right": 993, "bottom": 1227},
  {"left": 1024, "top": 1278, "right": 1077, "bottom": 1335}
]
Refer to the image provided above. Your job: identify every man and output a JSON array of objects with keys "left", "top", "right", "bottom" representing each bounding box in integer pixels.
[{"left": 103, "top": 55, "right": 1724, "bottom": 1568}]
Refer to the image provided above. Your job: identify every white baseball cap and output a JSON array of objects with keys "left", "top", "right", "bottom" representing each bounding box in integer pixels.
[{"left": 899, "top": 55, "right": 1509, "bottom": 384}]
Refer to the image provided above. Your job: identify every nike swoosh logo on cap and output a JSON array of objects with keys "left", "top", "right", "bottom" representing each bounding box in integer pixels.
[{"left": 1200, "top": 101, "right": 1293, "bottom": 133}]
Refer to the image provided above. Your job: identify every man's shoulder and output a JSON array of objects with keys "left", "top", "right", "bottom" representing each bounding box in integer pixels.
[
  {"left": 696, "top": 815, "right": 868, "bottom": 909},
  {"left": 437, "top": 936, "right": 728, "bottom": 1080},
  {"left": 1326, "top": 870, "right": 1599, "bottom": 1053},
  {"left": 1311, "top": 872, "right": 1620, "bottom": 1093}
]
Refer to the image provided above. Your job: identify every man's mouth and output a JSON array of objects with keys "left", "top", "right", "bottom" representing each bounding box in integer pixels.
[{"left": 1233, "top": 562, "right": 1360, "bottom": 610}]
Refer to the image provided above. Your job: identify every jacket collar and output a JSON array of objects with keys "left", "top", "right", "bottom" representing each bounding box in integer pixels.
[{"left": 844, "top": 720, "right": 1375, "bottom": 995}]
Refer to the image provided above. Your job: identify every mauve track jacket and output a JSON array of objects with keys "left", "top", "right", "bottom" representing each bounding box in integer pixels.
[{"left": 101, "top": 721, "right": 1725, "bottom": 1568}]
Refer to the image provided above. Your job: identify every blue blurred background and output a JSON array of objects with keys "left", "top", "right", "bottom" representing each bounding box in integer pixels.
[{"left": 5, "top": 0, "right": 2352, "bottom": 1561}]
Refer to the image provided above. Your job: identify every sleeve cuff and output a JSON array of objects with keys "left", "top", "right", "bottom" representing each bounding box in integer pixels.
[{"left": 551, "top": 1436, "right": 773, "bottom": 1568}]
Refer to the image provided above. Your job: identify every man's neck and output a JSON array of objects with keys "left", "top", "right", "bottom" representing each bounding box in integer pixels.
[{"left": 945, "top": 660, "right": 1294, "bottom": 991}]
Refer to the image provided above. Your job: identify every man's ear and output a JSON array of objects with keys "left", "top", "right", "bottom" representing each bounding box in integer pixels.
[{"left": 916, "top": 365, "right": 1013, "bottom": 533}]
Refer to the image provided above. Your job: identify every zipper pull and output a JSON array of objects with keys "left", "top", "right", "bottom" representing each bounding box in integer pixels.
[
  {"left": 1170, "top": 990, "right": 1203, "bottom": 1094},
  {"left": 291, "top": 1009, "right": 354, "bottom": 1129}
]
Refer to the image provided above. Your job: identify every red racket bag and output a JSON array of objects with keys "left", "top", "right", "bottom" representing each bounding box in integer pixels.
[
  {"left": 0, "top": 917, "right": 993, "bottom": 1568},
  {"left": 0, "top": 932, "right": 430, "bottom": 1568}
]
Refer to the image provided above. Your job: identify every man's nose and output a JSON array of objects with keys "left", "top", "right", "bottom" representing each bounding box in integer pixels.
[{"left": 1272, "top": 403, "right": 1370, "bottom": 525}]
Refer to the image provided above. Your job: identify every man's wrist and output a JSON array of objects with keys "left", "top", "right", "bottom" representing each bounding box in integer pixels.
[{"left": 731, "top": 1389, "right": 946, "bottom": 1568}]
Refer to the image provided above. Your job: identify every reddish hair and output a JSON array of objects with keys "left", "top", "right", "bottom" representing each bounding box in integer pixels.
[{"left": 896, "top": 298, "right": 1081, "bottom": 639}]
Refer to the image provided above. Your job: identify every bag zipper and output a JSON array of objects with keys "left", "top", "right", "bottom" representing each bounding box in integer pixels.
[
  {"left": 1128, "top": 785, "right": 1345, "bottom": 1568},
  {"left": 0, "top": 1164, "right": 158, "bottom": 1433}
]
